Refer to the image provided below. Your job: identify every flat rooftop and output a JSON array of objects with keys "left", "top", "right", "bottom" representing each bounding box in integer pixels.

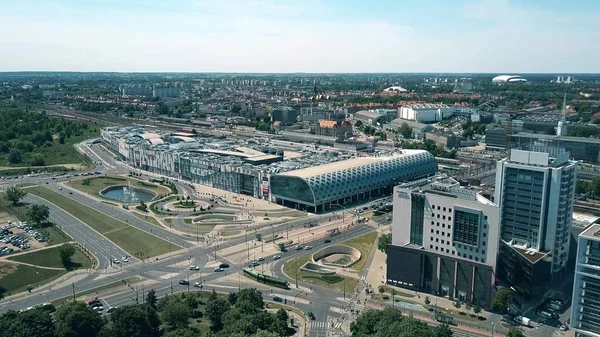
[
  {"left": 279, "top": 150, "right": 427, "bottom": 179},
  {"left": 580, "top": 223, "right": 600, "bottom": 241},
  {"left": 397, "top": 174, "right": 496, "bottom": 205},
  {"left": 515, "top": 132, "right": 600, "bottom": 144}
]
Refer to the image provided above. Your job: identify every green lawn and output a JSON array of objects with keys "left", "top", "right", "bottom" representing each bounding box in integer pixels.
[
  {"left": 8, "top": 245, "right": 93, "bottom": 270},
  {"left": 39, "top": 225, "right": 72, "bottom": 246},
  {"left": 0, "top": 262, "right": 66, "bottom": 298},
  {"left": 27, "top": 187, "right": 180, "bottom": 257},
  {"left": 131, "top": 212, "right": 163, "bottom": 227},
  {"left": 282, "top": 253, "right": 358, "bottom": 293},
  {"left": 340, "top": 231, "right": 378, "bottom": 271},
  {"left": 105, "top": 227, "right": 178, "bottom": 258}
]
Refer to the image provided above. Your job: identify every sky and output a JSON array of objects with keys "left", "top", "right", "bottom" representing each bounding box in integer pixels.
[{"left": 1, "top": 0, "right": 599, "bottom": 73}]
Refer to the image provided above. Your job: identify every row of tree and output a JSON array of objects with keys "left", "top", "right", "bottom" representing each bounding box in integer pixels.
[
  {"left": 576, "top": 177, "right": 600, "bottom": 198},
  {"left": 0, "top": 289, "right": 291, "bottom": 337}
]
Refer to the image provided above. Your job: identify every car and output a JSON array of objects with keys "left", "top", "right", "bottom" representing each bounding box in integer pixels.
[
  {"left": 214, "top": 267, "right": 224, "bottom": 272},
  {"left": 272, "top": 255, "right": 281, "bottom": 260},
  {"left": 307, "top": 312, "right": 316, "bottom": 320},
  {"left": 251, "top": 261, "right": 260, "bottom": 267},
  {"left": 559, "top": 325, "right": 568, "bottom": 331},
  {"left": 219, "top": 263, "right": 230, "bottom": 269},
  {"left": 295, "top": 245, "right": 304, "bottom": 250},
  {"left": 257, "top": 257, "right": 265, "bottom": 262},
  {"left": 113, "top": 258, "right": 120, "bottom": 264},
  {"left": 193, "top": 282, "right": 203, "bottom": 288},
  {"left": 179, "top": 280, "right": 189, "bottom": 285},
  {"left": 93, "top": 305, "right": 104, "bottom": 311},
  {"left": 304, "top": 246, "right": 313, "bottom": 250},
  {"left": 273, "top": 296, "right": 283, "bottom": 302},
  {"left": 324, "top": 239, "right": 331, "bottom": 243},
  {"left": 68, "top": 191, "right": 73, "bottom": 195},
  {"left": 107, "top": 307, "right": 117, "bottom": 313},
  {"left": 189, "top": 265, "right": 200, "bottom": 271},
  {"left": 58, "top": 187, "right": 62, "bottom": 190},
  {"left": 121, "top": 257, "right": 129, "bottom": 262}
]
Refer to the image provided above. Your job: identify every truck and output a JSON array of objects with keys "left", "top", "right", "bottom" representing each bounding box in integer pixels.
[{"left": 514, "top": 316, "right": 531, "bottom": 327}]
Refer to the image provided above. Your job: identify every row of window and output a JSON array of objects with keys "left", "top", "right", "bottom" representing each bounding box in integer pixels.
[
  {"left": 432, "top": 205, "right": 452, "bottom": 213},
  {"left": 429, "top": 245, "right": 486, "bottom": 263},
  {"left": 431, "top": 221, "right": 451, "bottom": 229}
]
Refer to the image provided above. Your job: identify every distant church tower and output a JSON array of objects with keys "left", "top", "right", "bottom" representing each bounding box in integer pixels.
[{"left": 556, "top": 93, "right": 568, "bottom": 136}]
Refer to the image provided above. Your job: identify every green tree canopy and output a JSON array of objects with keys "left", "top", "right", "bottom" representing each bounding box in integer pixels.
[
  {"left": 59, "top": 244, "right": 76, "bottom": 269},
  {"left": 158, "top": 295, "right": 190, "bottom": 330},
  {"left": 27, "top": 204, "right": 50, "bottom": 227},
  {"left": 4, "top": 186, "right": 27, "bottom": 206},
  {"left": 54, "top": 301, "right": 104, "bottom": 337},
  {"left": 377, "top": 233, "right": 392, "bottom": 253},
  {"left": 492, "top": 288, "right": 514, "bottom": 314}
]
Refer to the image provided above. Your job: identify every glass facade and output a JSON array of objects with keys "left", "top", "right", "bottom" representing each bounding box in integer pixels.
[
  {"left": 500, "top": 167, "right": 544, "bottom": 246},
  {"left": 572, "top": 236, "right": 600, "bottom": 336},
  {"left": 271, "top": 151, "right": 438, "bottom": 206},
  {"left": 453, "top": 209, "right": 481, "bottom": 246},
  {"left": 410, "top": 194, "right": 425, "bottom": 245}
]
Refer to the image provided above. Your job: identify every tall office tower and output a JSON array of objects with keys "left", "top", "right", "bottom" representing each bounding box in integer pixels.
[
  {"left": 571, "top": 225, "right": 600, "bottom": 336},
  {"left": 386, "top": 175, "right": 500, "bottom": 308},
  {"left": 495, "top": 150, "right": 577, "bottom": 296}
]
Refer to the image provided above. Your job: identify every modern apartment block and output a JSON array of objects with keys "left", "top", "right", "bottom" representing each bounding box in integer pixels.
[
  {"left": 495, "top": 150, "right": 577, "bottom": 296},
  {"left": 571, "top": 224, "right": 600, "bottom": 337},
  {"left": 386, "top": 175, "right": 500, "bottom": 308}
]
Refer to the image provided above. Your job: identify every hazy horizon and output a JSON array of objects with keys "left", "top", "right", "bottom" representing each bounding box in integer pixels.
[{"left": 2, "top": 0, "right": 599, "bottom": 73}]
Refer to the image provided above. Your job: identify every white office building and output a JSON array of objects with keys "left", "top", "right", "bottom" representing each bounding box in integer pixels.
[
  {"left": 495, "top": 150, "right": 577, "bottom": 295},
  {"left": 398, "top": 104, "right": 452, "bottom": 123},
  {"left": 386, "top": 175, "right": 500, "bottom": 307},
  {"left": 571, "top": 224, "right": 600, "bottom": 337}
]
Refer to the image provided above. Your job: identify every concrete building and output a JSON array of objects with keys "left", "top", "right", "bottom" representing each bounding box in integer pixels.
[
  {"left": 386, "top": 175, "right": 500, "bottom": 308},
  {"left": 122, "top": 86, "right": 153, "bottom": 96},
  {"left": 495, "top": 150, "right": 577, "bottom": 296},
  {"left": 398, "top": 104, "right": 453, "bottom": 123},
  {"left": 571, "top": 224, "right": 600, "bottom": 337},
  {"left": 484, "top": 128, "right": 508, "bottom": 150},
  {"left": 272, "top": 108, "right": 298, "bottom": 124},
  {"left": 354, "top": 109, "right": 396, "bottom": 125},
  {"left": 388, "top": 118, "right": 434, "bottom": 139},
  {"left": 425, "top": 132, "right": 462, "bottom": 149},
  {"left": 153, "top": 87, "right": 181, "bottom": 98},
  {"left": 512, "top": 133, "right": 600, "bottom": 163},
  {"left": 270, "top": 150, "right": 438, "bottom": 213}
]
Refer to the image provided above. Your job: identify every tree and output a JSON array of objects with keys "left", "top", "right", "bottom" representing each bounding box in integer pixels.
[
  {"left": 4, "top": 186, "right": 27, "bottom": 206},
  {"left": 433, "top": 323, "right": 453, "bottom": 337},
  {"left": 27, "top": 204, "right": 50, "bottom": 227},
  {"left": 399, "top": 122, "right": 413, "bottom": 139},
  {"left": 507, "top": 327, "right": 525, "bottom": 337},
  {"left": 424, "top": 296, "right": 431, "bottom": 306},
  {"left": 162, "top": 328, "right": 198, "bottom": 337},
  {"left": 453, "top": 300, "right": 461, "bottom": 309},
  {"left": 159, "top": 296, "right": 190, "bottom": 330},
  {"left": 377, "top": 233, "right": 392, "bottom": 253},
  {"left": 492, "top": 288, "right": 513, "bottom": 314},
  {"left": 7, "top": 148, "right": 23, "bottom": 164},
  {"left": 473, "top": 304, "right": 481, "bottom": 314},
  {"left": 59, "top": 132, "right": 66, "bottom": 144},
  {"left": 355, "top": 120, "right": 363, "bottom": 129},
  {"left": 235, "top": 288, "right": 264, "bottom": 313},
  {"left": 138, "top": 200, "right": 147, "bottom": 212},
  {"left": 378, "top": 285, "right": 385, "bottom": 294},
  {"left": 54, "top": 301, "right": 104, "bottom": 337},
  {"left": 1, "top": 309, "right": 56, "bottom": 337},
  {"left": 231, "top": 104, "right": 242, "bottom": 114},
  {"left": 206, "top": 290, "right": 230, "bottom": 331},
  {"left": 146, "top": 289, "right": 157, "bottom": 309},
  {"left": 30, "top": 155, "right": 46, "bottom": 166},
  {"left": 109, "top": 305, "right": 160, "bottom": 337},
  {"left": 59, "top": 244, "right": 76, "bottom": 269}
]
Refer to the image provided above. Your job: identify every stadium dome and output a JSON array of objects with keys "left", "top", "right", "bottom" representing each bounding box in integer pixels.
[{"left": 492, "top": 75, "right": 527, "bottom": 83}]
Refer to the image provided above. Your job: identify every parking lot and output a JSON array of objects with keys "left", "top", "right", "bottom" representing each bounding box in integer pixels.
[{"left": 0, "top": 221, "right": 48, "bottom": 257}]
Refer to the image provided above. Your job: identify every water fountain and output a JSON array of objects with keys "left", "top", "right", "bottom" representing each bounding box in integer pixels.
[
  {"left": 122, "top": 181, "right": 138, "bottom": 202},
  {"left": 101, "top": 181, "right": 155, "bottom": 203}
]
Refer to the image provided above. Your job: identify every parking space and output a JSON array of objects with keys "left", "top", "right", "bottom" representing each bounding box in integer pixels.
[{"left": 0, "top": 221, "right": 48, "bottom": 256}]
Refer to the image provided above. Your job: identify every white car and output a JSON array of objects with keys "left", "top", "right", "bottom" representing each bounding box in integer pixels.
[
  {"left": 193, "top": 282, "right": 203, "bottom": 288},
  {"left": 113, "top": 258, "right": 120, "bottom": 264},
  {"left": 189, "top": 265, "right": 200, "bottom": 271},
  {"left": 214, "top": 267, "right": 224, "bottom": 272},
  {"left": 272, "top": 255, "right": 281, "bottom": 260},
  {"left": 121, "top": 257, "right": 129, "bottom": 262}
]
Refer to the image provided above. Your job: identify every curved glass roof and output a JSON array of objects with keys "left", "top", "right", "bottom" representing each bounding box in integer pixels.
[{"left": 271, "top": 151, "right": 438, "bottom": 205}]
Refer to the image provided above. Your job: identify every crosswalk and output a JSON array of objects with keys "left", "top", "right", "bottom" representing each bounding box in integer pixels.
[{"left": 309, "top": 321, "right": 342, "bottom": 330}]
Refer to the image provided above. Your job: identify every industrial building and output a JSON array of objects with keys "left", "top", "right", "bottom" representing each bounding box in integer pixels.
[
  {"left": 570, "top": 224, "right": 600, "bottom": 337},
  {"left": 270, "top": 150, "right": 438, "bottom": 213},
  {"left": 386, "top": 175, "right": 500, "bottom": 308},
  {"left": 495, "top": 150, "right": 577, "bottom": 296},
  {"left": 398, "top": 104, "right": 452, "bottom": 123},
  {"left": 101, "top": 127, "right": 433, "bottom": 212},
  {"left": 354, "top": 109, "right": 396, "bottom": 125},
  {"left": 387, "top": 118, "right": 434, "bottom": 139}
]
